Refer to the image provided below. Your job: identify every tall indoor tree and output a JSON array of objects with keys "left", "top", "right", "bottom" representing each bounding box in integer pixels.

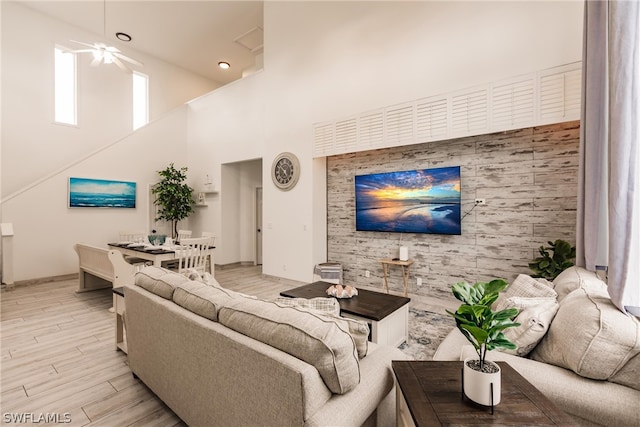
[{"left": 152, "top": 163, "right": 194, "bottom": 239}]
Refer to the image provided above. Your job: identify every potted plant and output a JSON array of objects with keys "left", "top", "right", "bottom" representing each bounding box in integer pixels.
[
  {"left": 529, "top": 239, "right": 576, "bottom": 280},
  {"left": 152, "top": 163, "right": 194, "bottom": 239},
  {"left": 446, "top": 279, "right": 520, "bottom": 407}
]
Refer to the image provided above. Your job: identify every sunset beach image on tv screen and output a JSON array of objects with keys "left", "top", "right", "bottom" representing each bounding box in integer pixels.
[{"left": 355, "top": 166, "right": 461, "bottom": 234}]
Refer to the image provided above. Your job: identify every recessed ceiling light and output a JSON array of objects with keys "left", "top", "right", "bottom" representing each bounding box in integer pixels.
[
  {"left": 218, "top": 61, "right": 231, "bottom": 70},
  {"left": 116, "top": 32, "right": 132, "bottom": 42}
]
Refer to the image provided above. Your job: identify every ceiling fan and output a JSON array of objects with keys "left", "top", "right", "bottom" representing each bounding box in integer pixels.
[
  {"left": 67, "top": 40, "right": 143, "bottom": 73},
  {"left": 65, "top": 0, "right": 143, "bottom": 73}
]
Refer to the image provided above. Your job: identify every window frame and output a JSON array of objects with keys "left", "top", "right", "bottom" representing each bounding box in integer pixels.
[
  {"left": 53, "top": 45, "right": 78, "bottom": 126},
  {"left": 132, "top": 71, "right": 149, "bottom": 130}
]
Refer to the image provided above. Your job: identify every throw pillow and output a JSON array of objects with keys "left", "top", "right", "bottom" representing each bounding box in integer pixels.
[
  {"left": 531, "top": 287, "right": 640, "bottom": 383},
  {"left": 493, "top": 274, "right": 557, "bottom": 310},
  {"left": 552, "top": 266, "right": 608, "bottom": 302},
  {"left": 494, "top": 296, "right": 557, "bottom": 313},
  {"left": 274, "top": 297, "right": 341, "bottom": 316},
  {"left": 501, "top": 300, "right": 559, "bottom": 356},
  {"left": 493, "top": 274, "right": 557, "bottom": 312}
]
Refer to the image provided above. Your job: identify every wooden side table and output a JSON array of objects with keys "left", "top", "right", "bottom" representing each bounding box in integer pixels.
[
  {"left": 392, "top": 361, "right": 576, "bottom": 427},
  {"left": 112, "top": 287, "right": 127, "bottom": 354},
  {"left": 380, "top": 258, "right": 414, "bottom": 297}
]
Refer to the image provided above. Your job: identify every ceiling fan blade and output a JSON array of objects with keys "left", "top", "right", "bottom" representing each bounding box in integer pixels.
[
  {"left": 113, "top": 52, "right": 144, "bottom": 67},
  {"left": 112, "top": 56, "right": 132, "bottom": 74},
  {"left": 64, "top": 49, "right": 94, "bottom": 54},
  {"left": 70, "top": 40, "right": 97, "bottom": 49},
  {"left": 91, "top": 57, "right": 102, "bottom": 67}
]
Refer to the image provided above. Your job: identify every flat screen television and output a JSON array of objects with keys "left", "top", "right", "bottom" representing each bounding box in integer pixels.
[{"left": 355, "top": 166, "right": 461, "bottom": 234}]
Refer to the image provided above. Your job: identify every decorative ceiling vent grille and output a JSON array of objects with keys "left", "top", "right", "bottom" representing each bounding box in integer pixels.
[
  {"left": 359, "top": 110, "right": 384, "bottom": 147},
  {"left": 312, "top": 62, "right": 582, "bottom": 157},
  {"left": 491, "top": 77, "right": 535, "bottom": 129},
  {"left": 334, "top": 118, "right": 358, "bottom": 152},
  {"left": 313, "top": 123, "right": 334, "bottom": 156},
  {"left": 539, "top": 65, "right": 582, "bottom": 122},
  {"left": 451, "top": 89, "right": 488, "bottom": 134},
  {"left": 416, "top": 97, "right": 448, "bottom": 140},
  {"left": 385, "top": 103, "right": 414, "bottom": 144}
]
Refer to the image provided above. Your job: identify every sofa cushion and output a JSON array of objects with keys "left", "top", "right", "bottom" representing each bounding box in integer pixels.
[
  {"left": 274, "top": 297, "right": 341, "bottom": 316},
  {"left": 552, "top": 266, "right": 608, "bottom": 302},
  {"left": 273, "top": 298, "right": 368, "bottom": 358},
  {"left": 218, "top": 298, "right": 360, "bottom": 394},
  {"left": 172, "top": 280, "right": 240, "bottom": 321},
  {"left": 531, "top": 287, "right": 640, "bottom": 387},
  {"left": 502, "top": 299, "right": 559, "bottom": 357},
  {"left": 610, "top": 352, "right": 640, "bottom": 391},
  {"left": 320, "top": 313, "right": 369, "bottom": 359},
  {"left": 135, "top": 266, "right": 189, "bottom": 299}
]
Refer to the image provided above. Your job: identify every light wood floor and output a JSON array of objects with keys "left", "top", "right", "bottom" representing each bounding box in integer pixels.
[{"left": 0, "top": 265, "right": 450, "bottom": 426}]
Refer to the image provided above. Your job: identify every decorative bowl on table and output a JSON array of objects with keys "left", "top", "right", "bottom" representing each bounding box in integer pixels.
[
  {"left": 148, "top": 234, "right": 167, "bottom": 246},
  {"left": 326, "top": 284, "right": 358, "bottom": 298}
]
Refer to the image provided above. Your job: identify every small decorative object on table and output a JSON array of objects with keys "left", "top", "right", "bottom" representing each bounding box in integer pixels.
[
  {"left": 326, "top": 284, "right": 358, "bottom": 298},
  {"left": 446, "top": 279, "right": 520, "bottom": 410}
]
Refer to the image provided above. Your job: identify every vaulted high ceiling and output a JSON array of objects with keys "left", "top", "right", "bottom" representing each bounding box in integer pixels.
[{"left": 20, "top": 1, "right": 264, "bottom": 85}]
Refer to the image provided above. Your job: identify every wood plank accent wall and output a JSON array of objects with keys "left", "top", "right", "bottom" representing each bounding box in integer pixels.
[{"left": 326, "top": 120, "right": 580, "bottom": 302}]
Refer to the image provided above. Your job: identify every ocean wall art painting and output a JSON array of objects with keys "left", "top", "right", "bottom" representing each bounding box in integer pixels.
[
  {"left": 68, "top": 177, "right": 136, "bottom": 208},
  {"left": 355, "top": 166, "right": 461, "bottom": 235}
]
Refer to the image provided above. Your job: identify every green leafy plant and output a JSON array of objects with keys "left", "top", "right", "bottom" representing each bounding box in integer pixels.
[
  {"left": 528, "top": 239, "right": 576, "bottom": 280},
  {"left": 446, "top": 279, "right": 520, "bottom": 370},
  {"left": 152, "top": 163, "right": 194, "bottom": 239}
]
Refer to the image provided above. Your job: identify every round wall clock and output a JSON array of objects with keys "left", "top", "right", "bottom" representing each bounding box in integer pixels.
[{"left": 272, "top": 152, "right": 300, "bottom": 191}]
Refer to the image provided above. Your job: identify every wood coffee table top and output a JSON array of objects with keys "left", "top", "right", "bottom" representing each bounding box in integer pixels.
[
  {"left": 393, "top": 361, "right": 577, "bottom": 426},
  {"left": 280, "top": 281, "right": 410, "bottom": 321}
]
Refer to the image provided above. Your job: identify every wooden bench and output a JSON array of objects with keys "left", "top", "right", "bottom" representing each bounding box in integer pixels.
[{"left": 73, "top": 243, "right": 137, "bottom": 292}]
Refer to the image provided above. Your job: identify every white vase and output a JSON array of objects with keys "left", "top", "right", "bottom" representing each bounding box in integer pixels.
[{"left": 463, "top": 357, "right": 501, "bottom": 406}]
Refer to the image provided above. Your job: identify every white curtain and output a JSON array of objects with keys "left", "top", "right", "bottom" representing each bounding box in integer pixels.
[{"left": 577, "top": 0, "right": 640, "bottom": 315}]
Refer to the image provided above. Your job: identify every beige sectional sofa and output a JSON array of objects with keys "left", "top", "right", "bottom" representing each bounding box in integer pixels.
[
  {"left": 124, "top": 267, "right": 408, "bottom": 427},
  {"left": 434, "top": 267, "right": 640, "bottom": 426}
]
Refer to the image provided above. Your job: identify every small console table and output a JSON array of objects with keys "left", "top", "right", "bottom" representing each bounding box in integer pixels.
[
  {"left": 113, "top": 287, "right": 127, "bottom": 354},
  {"left": 380, "top": 258, "right": 414, "bottom": 297}
]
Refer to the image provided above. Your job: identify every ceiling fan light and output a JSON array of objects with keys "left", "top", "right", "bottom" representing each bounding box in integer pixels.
[
  {"left": 92, "top": 49, "right": 103, "bottom": 61},
  {"left": 104, "top": 52, "right": 114, "bottom": 64},
  {"left": 218, "top": 61, "right": 230, "bottom": 70}
]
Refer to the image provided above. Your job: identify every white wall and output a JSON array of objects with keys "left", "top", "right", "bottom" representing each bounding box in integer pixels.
[
  {"left": 1, "top": 1, "right": 219, "bottom": 198},
  {"left": 2, "top": 109, "right": 188, "bottom": 281},
  {"left": 1, "top": 2, "right": 218, "bottom": 282},
  {"left": 1, "top": 1, "right": 584, "bottom": 283},
  {"left": 186, "top": 1, "right": 583, "bottom": 283}
]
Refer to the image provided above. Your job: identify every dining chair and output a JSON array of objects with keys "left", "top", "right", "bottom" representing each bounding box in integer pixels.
[
  {"left": 177, "top": 229, "right": 192, "bottom": 243},
  {"left": 201, "top": 231, "right": 216, "bottom": 246},
  {"left": 118, "top": 231, "right": 151, "bottom": 267},
  {"left": 201, "top": 232, "right": 216, "bottom": 273},
  {"left": 174, "top": 237, "right": 209, "bottom": 275},
  {"left": 119, "top": 231, "right": 146, "bottom": 243}
]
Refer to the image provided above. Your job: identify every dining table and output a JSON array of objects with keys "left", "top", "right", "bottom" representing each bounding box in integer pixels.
[{"left": 107, "top": 242, "right": 215, "bottom": 273}]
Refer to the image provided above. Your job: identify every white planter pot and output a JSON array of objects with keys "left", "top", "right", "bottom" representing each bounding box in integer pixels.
[{"left": 463, "top": 357, "right": 501, "bottom": 406}]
